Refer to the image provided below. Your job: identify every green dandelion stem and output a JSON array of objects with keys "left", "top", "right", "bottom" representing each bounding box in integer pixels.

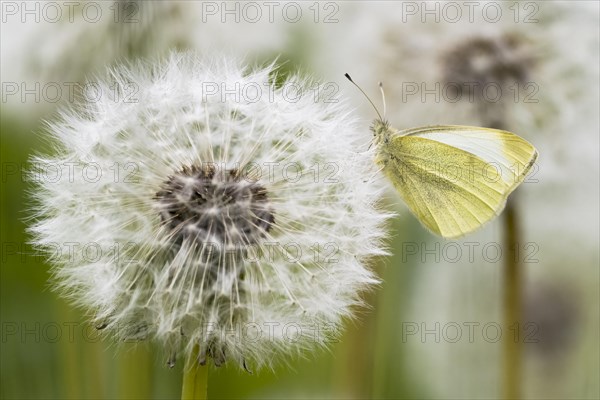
[
  {"left": 181, "top": 345, "right": 208, "bottom": 400},
  {"left": 502, "top": 201, "right": 522, "bottom": 399}
]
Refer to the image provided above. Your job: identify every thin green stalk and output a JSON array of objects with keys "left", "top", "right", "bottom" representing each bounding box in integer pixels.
[
  {"left": 482, "top": 105, "right": 524, "bottom": 400},
  {"left": 331, "top": 297, "right": 376, "bottom": 398},
  {"left": 181, "top": 345, "right": 208, "bottom": 400},
  {"left": 502, "top": 201, "right": 522, "bottom": 399},
  {"left": 58, "top": 304, "right": 81, "bottom": 399},
  {"left": 118, "top": 343, "right": 152, "bottom": 399}
]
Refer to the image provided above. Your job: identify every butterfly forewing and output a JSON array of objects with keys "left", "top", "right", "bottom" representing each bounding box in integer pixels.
[
  {"left": 400, "top": 126, "right": 538, "bottom": 189},
  {"left": 382, "top": 125, "right": 537, "bottom": 238}
]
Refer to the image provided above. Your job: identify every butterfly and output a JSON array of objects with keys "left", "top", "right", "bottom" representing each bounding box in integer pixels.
[{"left": 345, "top": 74, "right": 538, "bottom": 239}]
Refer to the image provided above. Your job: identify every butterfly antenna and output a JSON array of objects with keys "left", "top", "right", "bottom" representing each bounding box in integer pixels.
[
  {"left": 345, "top": 73, "right": 383, "bottom": 120},
  {"left": 379, "top": 82, "right": 387, "bottom": 119}
]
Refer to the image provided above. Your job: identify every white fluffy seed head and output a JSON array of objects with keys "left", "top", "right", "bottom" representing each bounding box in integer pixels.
[{"left": 29, "top": 52, "right": 390, "bottom": 370}]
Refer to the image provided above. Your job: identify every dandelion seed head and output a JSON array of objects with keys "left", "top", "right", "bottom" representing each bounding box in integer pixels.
[
  {"left": 523, "top": 282, "right": 579, "bottom": 358},
  {"left": 30, "top": 52, "right": 390, "bottom": 370},
  {"left": 442, "top": 33, "right": 533, "bottom": 92}
]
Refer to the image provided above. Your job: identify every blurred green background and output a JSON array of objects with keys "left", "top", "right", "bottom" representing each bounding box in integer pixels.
[{"left": 1, "top": 1, "right": 598, "bottom": 399}]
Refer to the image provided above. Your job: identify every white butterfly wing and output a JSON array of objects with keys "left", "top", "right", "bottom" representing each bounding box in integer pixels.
[{"left": 384, "top": 125, "right": 537, "bottom": 238}]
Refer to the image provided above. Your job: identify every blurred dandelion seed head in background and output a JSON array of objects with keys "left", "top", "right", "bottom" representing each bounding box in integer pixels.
[
  {"left": 523, "top": 282, "right": 579, "bottom": 359},
  {"left": 440, "top": 33, "right": 535, "bottom": 129},
  {"left": 28, "top": 52, "right": 390, "bottom": 370},
  {"left": 442, "top": 33, "right": 533, "bottom": 88},
  {"left": 1, "top": 1, "right": 291, "bottom": 122}
]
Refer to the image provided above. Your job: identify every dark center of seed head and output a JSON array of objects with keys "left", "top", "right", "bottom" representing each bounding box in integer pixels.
[{"left": 155, "top": 165, "right": 274, "bottom": 248}]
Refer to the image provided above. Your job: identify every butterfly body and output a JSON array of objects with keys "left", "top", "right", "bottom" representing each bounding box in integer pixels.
[{"left": 372, "top": 120, "right": 538, "bottom": 238}]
